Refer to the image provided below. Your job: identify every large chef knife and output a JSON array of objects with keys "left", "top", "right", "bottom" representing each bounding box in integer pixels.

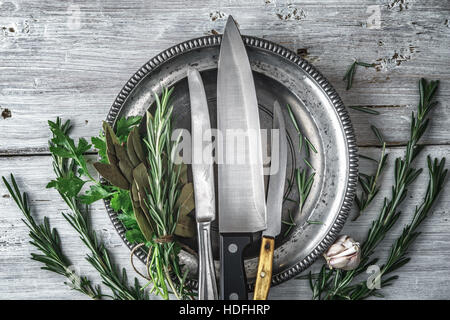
[
  {"left": 253, "top": 101, "right": 287, "bottom": 300},
  {"left": 217, "top": 16, "right": 267, "bottom": 300},
  {"left": 188, "top": 67, "right": 218, "bottom": 300}
]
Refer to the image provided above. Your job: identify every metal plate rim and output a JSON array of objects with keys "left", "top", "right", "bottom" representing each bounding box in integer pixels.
[{"left": 103, "top": 34, "right": 358, "bottom": 290}]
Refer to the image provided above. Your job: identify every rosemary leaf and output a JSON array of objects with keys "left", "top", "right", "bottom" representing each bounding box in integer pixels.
[
  {"left": 343, "top": 60, "right": 376, "bottom": 90},
  {"left": 304, "top": 136, "right": 318, "bottom": 154},
  {"left": 349, "top": 105, "right": 380, "bottom": 115},
  {"left": 306, "top": 220, "right": 323, "bottom": 225},
  {"left": 370, "top": 125, "right": 384, "bottom": 144},
  {"left": 355, "top": 61, "right": 376, "bottom": 68}
]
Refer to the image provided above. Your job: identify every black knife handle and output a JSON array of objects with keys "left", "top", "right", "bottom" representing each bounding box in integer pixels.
[{"left": 220, "top": 233, "right": 251, "bottom": 300}]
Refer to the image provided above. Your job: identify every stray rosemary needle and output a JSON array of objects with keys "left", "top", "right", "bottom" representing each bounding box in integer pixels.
[{"left": 343, "top": 60, "right": 376, "bottom": 90}]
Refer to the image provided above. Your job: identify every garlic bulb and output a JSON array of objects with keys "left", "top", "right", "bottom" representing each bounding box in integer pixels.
[{"left": 323, "top": 235, "right": 361, "bottom": 271}]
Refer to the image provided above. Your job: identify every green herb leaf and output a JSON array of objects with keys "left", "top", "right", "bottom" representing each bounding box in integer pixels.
[
  {"left": 355, "top": 61, "right": 375, "bottom": 68},
  {"left": 115, "top": 116, "right": 142, "bottom": 143},
  {"left": 349, "top": 105, "right": 380, "bottom": 115},
  {"left": 80, "top": 184, "right": 114, "bottom": 204},
  {"left": 343, "top": 60, "right": 375, "bottom": 90},
  {"left": 370, "top": 125, "right": 384, "bottom": 144},
  {"left": 110, "top": 189, "right": 132, "bottom": 213},
  {"left": 48, "top": 119, "right": 94, "bottom": 180},
  {"left": 46, "top": 172, "right": 86, "bottom": 198},
  {"left": 125, "top": 229, "right": 147, "bottom": 244},
  {"left": 91, "top": 135, "right": 108, "bottom": 164}
]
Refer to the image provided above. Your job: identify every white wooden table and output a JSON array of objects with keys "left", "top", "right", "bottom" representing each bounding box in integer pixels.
[{"left": 1, "top": 0, "right": 449, "bottom": 300}]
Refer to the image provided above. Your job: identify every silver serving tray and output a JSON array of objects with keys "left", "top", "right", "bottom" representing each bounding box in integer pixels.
[{"left": 104, "top": 35, "right": 358, "bottom": 290}]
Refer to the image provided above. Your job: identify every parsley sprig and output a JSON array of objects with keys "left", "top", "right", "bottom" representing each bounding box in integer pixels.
[{"left": 47, "top": 118, "right": 148, "bottom": 300}]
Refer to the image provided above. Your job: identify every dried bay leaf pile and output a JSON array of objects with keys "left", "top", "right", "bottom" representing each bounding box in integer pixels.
[{"left": 94, "top": 121, "right": 196, "bottom": 242}]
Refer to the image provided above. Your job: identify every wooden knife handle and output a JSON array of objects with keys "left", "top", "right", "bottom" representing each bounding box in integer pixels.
[{"left": 253, "top": 236, "right": 275, "bottom": 300}]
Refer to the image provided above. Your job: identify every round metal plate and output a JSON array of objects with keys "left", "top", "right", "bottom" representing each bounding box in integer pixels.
[{"left": 104, "top": 35, "right": 358, "bottom": 290}]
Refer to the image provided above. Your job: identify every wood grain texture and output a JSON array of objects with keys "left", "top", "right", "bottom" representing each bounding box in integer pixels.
[
  {"left": 1, "top": 0, "right": 450, "bottom": 153},
  {"left": 0, "top": 0, "right": 449, "bottom": 299},
  {"left": 1, "top": 146, "right": 449, "bottom": 299},
  {"left": 253, "top": 237, "right": 275, "bottom": 300}
]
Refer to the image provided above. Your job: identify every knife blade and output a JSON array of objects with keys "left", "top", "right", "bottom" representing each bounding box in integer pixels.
[
  {"left": 188, "top": 67, "right": 218, "bottom": 300},
  {"left": 253, "top": 101, "right": 287, "bottom": 300},
  {"left": 217, "top": 16, "right": 267, "bottom": 300}
]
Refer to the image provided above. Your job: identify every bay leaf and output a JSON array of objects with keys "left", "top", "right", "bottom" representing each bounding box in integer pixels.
[
  {"left": 103, "top": 121, "right": 120, "bottom": 148},
  {"left": 131, "top": 180, "right": 139, "bottom": 202},
  {"left": 93, "top": 162, "right": 130, "bottom": 190},
  {"left": 103, "top": 122, "right": 119, "bottom": 166},
  {"left": 107, "top": 151, "right": 118, "bottom": 166},
  {"left": 131, "top": 200, "right": 153, "bottom": 242},
  {"left": 126, "top": 128, "right": 140, "bottom": 167},
  {"left": 137, "top": 189, "right": 151, "bottom": 223},
  {"left": 132, "top": 163, "right": 150, "bottom": 193},
  {"left": 131, "top": 126, "right": 146, "bottom": 162},
  {"left": 178, "top": 163, "right": 188, "bottom": 185},
  {"left": 118, "top": 159, "right": 134, "bottom": 183},
  {"left": 114, "top": 143, "right": 133, "bottom": 167},
  {"left": 174, "top": 182, "right": 195, "bottom": 238}
]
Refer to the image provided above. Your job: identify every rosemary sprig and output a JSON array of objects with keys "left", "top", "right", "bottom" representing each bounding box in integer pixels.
[
  {"left": 286, "top": 104, "right": 317, "bottom": 195},
  {"left": 2, "top": 174, "right": 103, "bottom": 300},
  {"left": 285, "top": 103, "right": 318, "bottom": 236},
  {"left": 47, "top": 118, "right": 149, "bottom": 300},
  {"left": 361, "top": 79, "right": 438, "bottom": 258},
  {"left": 308, "top": 78, "right": 442, "bottom": 299},
  {"left": 347, "top": 157, "right": 447, "bottom": 300},
  {"left": 286, "top": 103, "right": 317, "bottom": 157},
  {"left": 141, "top": 87, "right": 193, "bottom": 300},
  {"left": 354, "top": 126, "right": 388, "bottom": 220},
  {"left": 343, "top": 60, "right": 376, "bottom": 90}
]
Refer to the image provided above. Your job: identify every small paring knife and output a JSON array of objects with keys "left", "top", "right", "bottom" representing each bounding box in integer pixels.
[
  {"left": 253, "top": 101, "right": 287, "bottom": 300},
  {"left": 188, "top": 67, "right": 218, "bottom": 300}
]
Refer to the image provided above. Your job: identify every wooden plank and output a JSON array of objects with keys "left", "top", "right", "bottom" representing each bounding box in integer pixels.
[
  {"left": 1, "top": 0, "right": 450, "bottom": 154},
  {"left": 0, "top": 145, "right": 449, "bottom": 299}
]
